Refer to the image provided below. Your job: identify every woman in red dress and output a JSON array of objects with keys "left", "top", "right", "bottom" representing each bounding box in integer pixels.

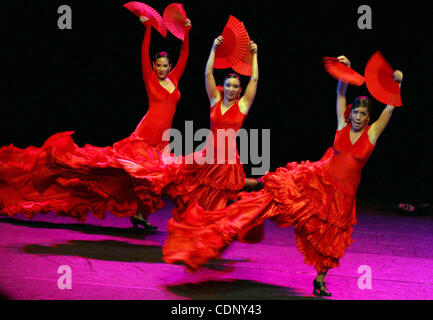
[
  {"left": 114, "top": 15, "right": 191, "bottom": 229},
  {"left": 164, "top": 35, "right": 259, "bottom": 219},
  {"left": 162, "top": 56, "right": 403, "bottom": 296},
  {"left": 0, "top": 15, "right": 191, "bottom": 229}
]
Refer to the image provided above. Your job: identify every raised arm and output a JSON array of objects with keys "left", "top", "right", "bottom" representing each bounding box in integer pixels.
[
  {"left": 336, "top": 55, "right": 350, "bottom": 130},
  {"left": 140, "top": 16, "right": 154, "bottom": 82},
  {"left": 170, "top": 19, "right": 191, "bottom": 82},
  {"left": 368, "top": 70, "right": 403, "bottom": 145},
  {"left": 204, "top": 36, "right": 223, "bottom": 106},
  {"left": 239, "top": 41, "right": 259, "bottom": 114}
]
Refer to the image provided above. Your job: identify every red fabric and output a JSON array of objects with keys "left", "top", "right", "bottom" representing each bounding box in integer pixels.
[
  {"left": 0, "top": 24, "right": 189, "bottom": 221},
  {"left": 0, "top": 132, "right": 166, "bottom": 221},
  {"left": 163, "top": 124, "right": 375, "bottom": 272},
  {"left": 164, "top": 99, "right": 247, "bottom": 220}
]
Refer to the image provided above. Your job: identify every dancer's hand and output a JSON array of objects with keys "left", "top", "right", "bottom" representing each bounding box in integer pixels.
[
  {"left": 213, "top": 36, "right": 223, "bottom": 49},
  {"left": 394, "top": 70, "right": 403, "bottom": 83},
  {"left": 184, "top": 19, "right": 192, "bottom": 30},
  {"left": 337, "top": 55, "right": 351, "bottom": 68},
  {"left": 249, "top": 41, "right": 258, "bottom": 54},
  {"left": 140, "top": 16, "right": 150, "bottom": 25}
]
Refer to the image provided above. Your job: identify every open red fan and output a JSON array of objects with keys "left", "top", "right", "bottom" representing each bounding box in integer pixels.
[
  {"left": 232, "top": 22, "right": 253, "bottom": 76},
  {"left": 123, "top": 2, "right": 167, "bottom": 37},
  {"left": 323, "top": 57, "right": 365, "bottom": 86},
  {"left": 365, "top": 51, "right": 403, "bottom": 107},
  {"left": 163, "top": 3, "right": 188, "bottom": 40},
  {"left": 215, "top": 15, "right": 250, "bottom": 69},
  {"left": 232, "top": 50, "right": 253, "bottom": 76}
]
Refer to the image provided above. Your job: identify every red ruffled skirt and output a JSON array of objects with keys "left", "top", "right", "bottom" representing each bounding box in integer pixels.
[
  {"left": 164, "top": 148, "right": 246, "bottom": 220},
  {"left": 163, "top": 148, "right": 357, "bottom": 273},
  {"left": 0, "top": 131, "right": 175, "bottom": 221}
]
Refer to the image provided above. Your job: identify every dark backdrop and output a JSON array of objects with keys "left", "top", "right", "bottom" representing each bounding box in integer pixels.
[{"left": 3, "top": 1, "right": 432, "bottom": 204}]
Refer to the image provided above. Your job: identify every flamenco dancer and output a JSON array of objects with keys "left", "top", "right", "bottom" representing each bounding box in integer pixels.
[
  {"left": 164, "top": 34, "right": 259, "bottom": 219},
  {"left": 115, "top": 15, "right": 191, "bottom": 229},
  {"left": 162, "top": 56, "right": 403, "bottom": 296},
  {"left": 0, "top": 14, "right": 191, "bottom": 230}
]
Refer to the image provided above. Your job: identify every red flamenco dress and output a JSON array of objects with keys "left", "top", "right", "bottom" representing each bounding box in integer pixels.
[
  {"left": 0, "top": 23, "right": 189, "bottom": 221},
  {"left": 165, "top": 98, "right": 247, "bottom": 219},
  {"left": 111, "top": 20, "right": 190, "bottom": 190},
  {"left": 163, "top": 124, "right": 375, "bottom": 272}
]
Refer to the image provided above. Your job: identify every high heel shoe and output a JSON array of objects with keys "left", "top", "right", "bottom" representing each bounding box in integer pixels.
[
  {"left": 313, "top": 279, "right": 332, "bottom": 297},
  {"left": 130, "top": 217, "right": 158, "bottom": 230}
]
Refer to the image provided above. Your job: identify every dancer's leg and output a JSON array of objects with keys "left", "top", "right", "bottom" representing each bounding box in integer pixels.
[
  {"left": 130, "top": 199, "right": 157, "bottom": 230},
  {"left": 313, "top": 269, "right": 332, "bottom": 297}
]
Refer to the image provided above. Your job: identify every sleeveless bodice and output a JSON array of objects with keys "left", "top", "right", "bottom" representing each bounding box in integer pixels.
[
  {"left": 205, "top": 100, "right": 247, "bottom": 163},
  {"left": 324, "top": 124, "right": 375, "bottom": 194}
]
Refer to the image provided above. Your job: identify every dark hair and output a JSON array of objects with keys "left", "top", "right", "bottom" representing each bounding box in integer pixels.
[
  {"left": 224, "top": 73, "right": 241, "bottom": 84},
  {"left": 153, "top": 51, "right": 170, "bottom": 63},
  {"left": 352, "top": 96, "right": 371, "bottom": 114}
]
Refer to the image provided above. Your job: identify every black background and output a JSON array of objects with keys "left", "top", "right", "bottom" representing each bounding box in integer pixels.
[{"left": 3, "top": 0, "right": 432, "bottom": 205}]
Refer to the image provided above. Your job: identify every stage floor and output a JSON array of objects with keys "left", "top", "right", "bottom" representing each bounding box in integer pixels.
[{"left": 1, "top": 200, "right": 432, "bottom": 300}]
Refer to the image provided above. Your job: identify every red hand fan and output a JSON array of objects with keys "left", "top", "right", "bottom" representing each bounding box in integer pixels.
[
  {"left": 232, "top": 22, "right": 253, "bottom": 76},
  {"left": 123, "top": 2, "right": 167, "bottom": 37},
  {"left": 215, "top": 15, "right": 250, "bottom": 69},
  {"left": 163, "top": 3, "right": 188, "bottom": 40},
  {"left": 232, "top": 51, "right": 253, "bottom": 76},
  {"left": 364, "top": 51, "right": 403, "bottom": 107},
  {"left": 323, "top": 57, "right": 365, "bottom": 86}
]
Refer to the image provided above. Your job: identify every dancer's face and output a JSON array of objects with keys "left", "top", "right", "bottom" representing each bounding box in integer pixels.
[
  {"left": 153, "top": 57, "right": 171, "bottom": 80},
  {"left": 350, "top": 106, "right": 370, "bottom": 131},
  {"left": 223, "top": 78, "right": 241, "bottom": 101}
]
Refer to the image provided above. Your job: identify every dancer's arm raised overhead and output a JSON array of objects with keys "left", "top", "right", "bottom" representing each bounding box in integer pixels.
[
  {"left": 336, "top": 55, "right": 350, "bottom": 131},
  {"left": 238, "top": 41, "right": 259, "bottom": 115},
  {"left": 170, "top": 19, "right": 192, "bottom": 82},
  {"left": 204, "top": 36, "right": 224, "bottom": 106},
  {"left": 140, "top": 16, "right": 154, "bottom": 81},
  {"left": 368, "top": 70, "right": 403, "bottom": 144}
]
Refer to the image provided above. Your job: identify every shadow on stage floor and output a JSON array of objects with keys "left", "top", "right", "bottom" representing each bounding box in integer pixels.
[
  {"left": 1, "top": 218, "right": 251, "bottom": 267},
  {"left": 166, "top": 279, "right": 325, "bottom": 300},
  {"left": 23, "top": 240, "right": 164, "bottom": 263},
  {"left": 0, "top": 217, "right": 158, "bottom": 240},
  {"left": 2, "top": 205, "right": 432, "bottom": 299}
]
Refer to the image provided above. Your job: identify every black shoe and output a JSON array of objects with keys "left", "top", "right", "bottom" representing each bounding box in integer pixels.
[
  {"left": 130, "top": 217, "right": 158, "bottom": 230},
  {"left": 313, "top": 279, "right": 332, "bottom": 297}
]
